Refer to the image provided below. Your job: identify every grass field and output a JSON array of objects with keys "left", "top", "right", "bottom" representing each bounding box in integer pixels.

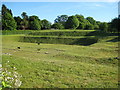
[{"left": 2, "top": 30, "right": 119, "bottom": 88}]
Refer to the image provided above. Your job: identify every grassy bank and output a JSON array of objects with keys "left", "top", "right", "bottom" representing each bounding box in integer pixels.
[{"left": 2, "top": 30, "right": 119, "bottom": 88}]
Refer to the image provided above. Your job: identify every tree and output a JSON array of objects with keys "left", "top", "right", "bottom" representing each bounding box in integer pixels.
[
  {"left": 96, "top": 21, "right": 101, "bottom": 30},
  {"left": 99, "top": 22, "right": 108, "bottom": 32},
  {"left": 28, "top": 15, "right": 41, "bottom": 30},
  {"left": 94, "top": 24, "right": 99, "bottom": 30},
  {"left": 54, "top": 15, "right": 68, "bottom": 28},
  {"left": 109, "top": 18, "right": 119, "bottom": 32},
  {"left": 86, "top": 17, "right": 96, "bottom": 25},
  {"left": 2, "top": 4, "right": 13, "bottom": 16},
  {"left": 86, "top": 17, "right": 97, "bottom": 29},
  {"left": 75, "top": 14, "right": 84, "bottom": 22},
  {"left": 21, "top": 12, "right": 28, "bottom": 20},
  {"left": 2, "top": 4, "right": 16, "bottom": 30},
  {"left": 77, "top": 22, "right": 85, "bottom": 29},
  {"left": 84, "top": 23, "right": 94, "bottom": 30},
  {"left": 41, "top": 19, "right": 51, "bottom": 30},
  {"left": 21, "top": 12, "right": 29, "bottom": 30},
  {"left": 51, "top": 23, "right": 63, "bottom": 29},
  {"left": 65, "top": 16, "right": 79, "bottom": 29},
  {"left": 2, "top": 12, "right": 17, "bottom": 30},
  {"left": 75, "top": 14, "right": 85, "bottom": 29},
  {"left": 14, "top": 16, "right": 22, "bottom": 29}
]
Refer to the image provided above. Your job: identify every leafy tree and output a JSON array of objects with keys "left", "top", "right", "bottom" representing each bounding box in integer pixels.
[
  {"left": 75, "top": 14, "right": 85, "bottom": 22},
  {"left": 99, "top": 22, "right": 108, "bottom": 32},
  {"left": 109, "top": 18, "right": 119, "bottom": 32},
  {"left": 21, "top": 12, "right": 28, "bottom": 20},
  {"left": 96, "top": 21, "right": 101, "bottom": 30},
  {"left": 14, "top": 16, "right": 22, "bottom": 29},
  {"left": 75, "top": 14, "right": 85, "bottom": 29},
  {"left": 51, "top": 23, "right": 63, "bottom": 29},
  {"left": 2, "top": 4, "right": 13, "bottom": 16},
  {"left": 86, "top": 17, "right": 96, "bottom": 25},
  {"left": 65, "top": 16, "right": 79, "bottom": 29},
  {"left": 54, "top": 15, "right": 68, "bottom": 28},
  {"left": 2, "top": 12, "right": 17, "bottom": 30},
  {"left": 21, "top": 12, "right": 29, "bottom": 30},
  {"left": 85, "top": 23, "right": 94, "bottom": 30},
  {"left": 77, "top": 22, "right": 85, "bottom": 29},
  {"left": 2, "top": 5, "right": 16, "bottom": 30},
  {"left": 20, "top": 19, "right": 29, "bottom": 30},
  {"left": 28, "top": 15, "right": 41, "bottom": 30},
  {"left": 94, "top": 24, "right": 99, "bottom": 30},
  {"left": 41, "top": 19, "right": 51, "bottom": 30},
  {"left": 86, "top": 17, "right": 97, "bottom": 29}
]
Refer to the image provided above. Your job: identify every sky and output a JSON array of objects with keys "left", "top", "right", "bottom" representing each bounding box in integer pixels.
[
  {"left": 1, "top": 0, "right": 119, "bottom": 2},
  {"left": 2, "top": 2, "right": 119, "bottom": 23}
]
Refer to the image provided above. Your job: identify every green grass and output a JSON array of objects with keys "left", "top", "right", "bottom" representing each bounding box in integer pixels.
[
  {"left": 2, "top": 30, "right": 119, "bottom": 88},
  {"left": 20, "top": 36, "right": 98, "bottom": 46}
]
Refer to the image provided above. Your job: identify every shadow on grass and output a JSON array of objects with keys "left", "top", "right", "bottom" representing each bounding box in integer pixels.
[
  {"left": 106, "top": 37, "right": 120, "bottom": 42},
  {"left": 20, "top": 36, "right": 99, "bottom": 46},
  {"left": 69, "top": 37, "right": 98, "bottom": 46},
  {"left": 85, "top": 30, "right": 119, "bottom": 36},
  {"left": 20, "top": 30, "right": 119, "bottom": 46}
]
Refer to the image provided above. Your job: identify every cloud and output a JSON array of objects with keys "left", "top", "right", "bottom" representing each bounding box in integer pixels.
[
  {"left": 94, "top": 4, "right": 103, "bottom": 7},
  {"left": 1, "top": 0, "right": 119, "bottom": 2}
]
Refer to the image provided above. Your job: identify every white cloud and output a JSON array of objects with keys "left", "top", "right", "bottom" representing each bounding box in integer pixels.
[
  {"left": 94, "top": 4, "right": 103, "bottom": 7},
  {"left": 1, "top": 0, "right": 120, "bottom": 2}
]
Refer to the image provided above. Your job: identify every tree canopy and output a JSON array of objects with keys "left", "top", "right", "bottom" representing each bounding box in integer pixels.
[
  {"left": 41, "top": 19, "right": 51, "bottom": 30},
  {"left": 2, "top": 4, "right": 16, "bottom": 30},
  {"left": 2, "top": 4, "right": 119, "bottom": 32},
  {"left": 65, "top": 16, "right": 79, "bottom": 29}
]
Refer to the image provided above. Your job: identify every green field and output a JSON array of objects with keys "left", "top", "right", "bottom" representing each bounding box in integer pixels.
[{"left": 2, "top": 30, "right": 119, "bottom": 88}]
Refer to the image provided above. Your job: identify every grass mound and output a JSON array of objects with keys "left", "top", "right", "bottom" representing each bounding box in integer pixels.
[
  {"left": 20, "top": 30, "right": 119, "bottom": 46},
  {"left": 20, "top": 36, "right": 98, "bottom": 46},
  {"left": 2, "top": 30, "right": 119, "bottom": 88}
]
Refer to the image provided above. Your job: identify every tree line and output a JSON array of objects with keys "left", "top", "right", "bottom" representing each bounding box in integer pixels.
[{"left": 2, "top": 4, "right": 119, "bottom": 32}]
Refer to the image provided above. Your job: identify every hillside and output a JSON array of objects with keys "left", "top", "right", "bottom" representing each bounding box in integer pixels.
[{"left": 2, "top": 30, "right": 119, "bottom": 88}]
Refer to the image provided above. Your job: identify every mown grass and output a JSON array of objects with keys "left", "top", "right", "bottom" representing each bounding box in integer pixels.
[{"left": 2, "top": 30, "right": 119, "bottom": 88}]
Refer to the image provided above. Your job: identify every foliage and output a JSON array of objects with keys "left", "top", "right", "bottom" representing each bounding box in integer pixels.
[
  {"left": 77, "top": 22, "right": 85, "bottom": 29},
  {"left": 75, "top": 14, "right": 85, "bottom": 22},
  {"left": 86, "top": 17, "right": 96, "bottom": 25},
  {"left": 20, "top": 12, "right": 29, "bottom": 30},
  {"left": 84, "top": 23, "right": 94, "bottom": 30},
  {"left": 65, "top": 16, "right": 79, "bottom": 29},
  {"left": 94, "top": 24, "right": 99, "bottom": 30},
  {"left": 99, "top": 22, "right": 108, "bottom": 32},
  {"left": 14, "top": 16, "right": 22, "bottom": 30},
  {"left": 41, "top": 19, "right": 51, "bottom": 30},
  {"left": 29, "top": 16, "right": 41, "bottom": 30},
  {"left": 108, "top": 18, "right": 119, "bottom": 32},
  {"left": 21, "top": 12, "right": 28, "bottom": 20},
  {"left": 2, "top": 4, "right": 12, "bottom": 16},
  {"left": 75, "top": 14, "right": 85, "bottom": 29},
  {"left": 51, "top": 23, "right": 64, "bottom": 29},
  {"left": 2, "top": 4, "right": 119, "bottom": 33},
  {"left": 54, "top": 15, "right": 68, "bottom": 28},
  {"left": 2, "top": 12, "right": 17, "bottom": 30}
]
